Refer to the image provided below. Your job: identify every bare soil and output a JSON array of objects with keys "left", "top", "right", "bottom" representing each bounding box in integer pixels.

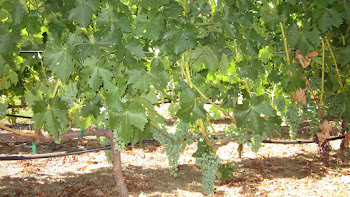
[{"left": 1, "top": 122, "right": 350, "bottom": 197}]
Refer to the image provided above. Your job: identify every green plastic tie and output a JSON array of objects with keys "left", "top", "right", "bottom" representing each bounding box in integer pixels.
[
  {"left": 78, "top": 127, "right": 84, "bottom": 139},
  {"left": 247, "top": 141, "right": 250, "bottom": 146},
  {"left": 32, "top": 138, "right": 37, "bottom": 153},
  {"left": 334, "top": 122, "right": 338, "bottom": 128}
]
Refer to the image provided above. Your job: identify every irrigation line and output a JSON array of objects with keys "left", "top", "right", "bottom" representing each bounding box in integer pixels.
[
  {"left": 0, "top": 146, "right": 111, "bottom": 161},
  {"left": 6, "top": 114, "right": 32, "bottom": 119},
  {"left": 0, "top": 136, "right": 345, "bottom": 161}
]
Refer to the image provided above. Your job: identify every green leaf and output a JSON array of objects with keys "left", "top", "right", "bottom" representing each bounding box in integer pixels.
[
  {"left": 305, "top": 29, "right": 321, "bottom": 47},
  {"left": 103, "top": 81, "right": 124, "bottom": 112},
  {"left": 25, "top": 15, "right": 42, "bottom": 34},
  {"left": 177, "top": 101, "right": 207, "bottom": 123},
  {"left": 135, "top": 13, "right": 165, "bottom": 40},
  {"left": 126, "top": 39, "right": 145, "bottom": 58},
  {"left": 0, "top": 24, "right": 14, "bottom": 53},
  {"left": 218, "top": 54, "right": 230, "bottom": 73},
  {"left": 32, "top": 98, "right": 69, "bottom": 139},
  {"left": 286, "top": 24, "right": 300, "bottom": 49},
  {"left": 3, "top": 0, "right": 28, "bottom": 24},
  {"left": 81, "top": 97, "right": 102, "bottom": 118},
  {"left": 127, "top": 69, "right": 149, "bottom": 91},
  {"left": 69, "top": 0, "right": 100, "bottom": 27},
  {"left": 252, "top": 102, "right": 275, "bottom": 117},
  {"left": 81, "top": 56, "right": 114, "bottom": 91},
  {"left": 110, "top": 100, "right": 148, "bottom": 143},
  {"left": 44, "top": 41, "right": 75, "bottom": 83},
  {"left": 235, "top": 99, "right": 275, "bottom": 133},
  {"left": 164, "top": 27, "right": 197, "bottom": 54}
]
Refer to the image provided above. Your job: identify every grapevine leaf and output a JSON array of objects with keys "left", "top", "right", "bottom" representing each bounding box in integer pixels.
[
  {"left": 0, "top": 24, "right": 15, "bottom": 53},
  {"left": 3, "top": 0, "right": 28, "bottom": 24},
  {"left": 135, "top": 13, "right": 165, "bottom": 41},
  {"left": 252, "top": 102, "right": 275, "bottom": 117},
  {"left": 179, "top": 87, "right": 197, "bottom": 103},
  {"left": 126, "top": 40, "right": 145, "bottom": 58},
  {"left": 110, "top": 101, "right": 148, "bottom": 143},
  {"left": 177, "top": 101, "right": 206, "bottom": 123},
  {"left": 235, "top": 100, "right": 275, "bottom": 133},
  {"left": 81, "top": 97, "right": 102, "bottom": 118},
  {"left": 218, "top": 54, "right": 230, "bottom": 73},
  {"left": 25, "top": 15, "right": 42, "bottom": 34},
  {"left": 127, "top": 69, "right": 149, "bottom": 91},
  {"left": 81, "top": 56, "right": 114, "bottom": 91},
  {"left": 286, "top": 24, "right": 300, "bottom": 49},
  {"left": 32, "top": 98, "right": 69, "bottom": 139},
  {"left": 164, "top": 27, "right": 197, "bottom": 54},
  {"left": 44, "top": 41, "right": 75, "bottom": 83},
  {"left": 149, "top": 70, "right": 169, "bottom": 91},
  {"left": 103, "top": 81, "right": 124, "bottom": 112},
  {"left": 69, "top": 0, "right": 100, "bottom": 27}
]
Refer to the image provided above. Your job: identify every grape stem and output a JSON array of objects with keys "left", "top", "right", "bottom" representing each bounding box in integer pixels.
[
  {"left": 280, "top": 22, "right": 291, "bottom": 65},
  {"left": 198, "top": 118, "right": 216, "bottom": 152},
  {"left": 206, "top": 116, "right": 222, "bottom": 143},
  {"left": 325, "top": 36, "right": 343, "bottom": 89},
  {"left": 320, "top": 39, "right": 325, "bottom": 105},
  {"left": 305, "top": 79, "right": 324, "bottom": 119}
]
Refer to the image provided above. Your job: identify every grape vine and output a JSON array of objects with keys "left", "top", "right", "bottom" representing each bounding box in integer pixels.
[{"left": 0, "top": 0, "right": 349, "bottom": 195}]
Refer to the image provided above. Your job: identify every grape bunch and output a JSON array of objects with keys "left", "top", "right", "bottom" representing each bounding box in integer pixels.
[
  {"left": 196, "top": 153, "right": 221, "bottom": 194},
  {"left": 98, "top": 136, "right": 113, "bottom": 163},
  {"left": 251, "top": 133, "right": 266, "bottom": 153},
  {"left": 61, "top": 82, "right": 78, "bottom": 107},
  {"left": 302, "top": 106, "right": 320, "bottom": 135},
  {"left": 113, "top": 131, "right": 126, "bottom": 152},
  {"left": 152, "top": 121, "right": 193, "bottom": 177},
  {"left": 285, "top": 103, "right": 302, "bottom": 139},
  {"left": 224, "top": 125, "right": 249, "bottom": 145}
]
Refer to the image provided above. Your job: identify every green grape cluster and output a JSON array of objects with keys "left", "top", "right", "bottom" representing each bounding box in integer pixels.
[
  {"left": 285, "top": 103, "right": 302, "bottom": 139},
  {"left": 224, "top": 125, "right": 249, "bottom": 145},
  {"left": 152, "top": 121, "right": 193, "bottom": 177},
  {"left": 196, "top": 153, "right": 221, "bottom": 194},
  {"left": 251, "top": 133, "right": 266, "bottom": 153},
  {"left": 302, "top": 106, "right": 320, "bottom": 135},
  {"left": 98, "top": 136, "right": 113, "bottom": 163},
  {"left": 113, "top": 131, "right": 126, "bottom": 152},
  {"left": 61, "top": 82, "right": 78, "bottom": 107}
]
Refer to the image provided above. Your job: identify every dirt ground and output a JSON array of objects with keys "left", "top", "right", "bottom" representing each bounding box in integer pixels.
[{"left": 1, "top": 121, "right": 350, "bottom": 197}]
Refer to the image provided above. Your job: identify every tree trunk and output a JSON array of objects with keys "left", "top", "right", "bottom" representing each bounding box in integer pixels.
[{"left": 109, "top": 133, "right": 129, "bottom": 197}]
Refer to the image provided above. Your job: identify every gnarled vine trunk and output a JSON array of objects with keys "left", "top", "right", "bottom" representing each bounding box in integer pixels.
[{"left": 109, "top": 132, "right": 129, "bottom": 197}]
